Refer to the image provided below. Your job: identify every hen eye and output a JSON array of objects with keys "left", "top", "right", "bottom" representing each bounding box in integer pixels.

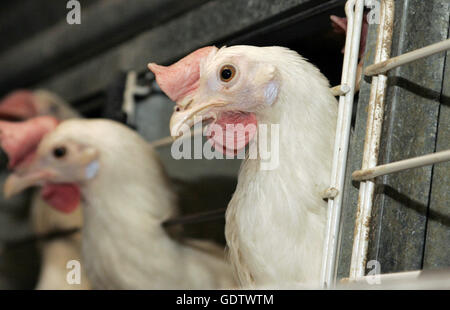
[
  {"left": 53, "top": 146, "right": 67, "bottom": 159},
  {"left": 220, "top": 65, "right": 236, "bottom": 82}
]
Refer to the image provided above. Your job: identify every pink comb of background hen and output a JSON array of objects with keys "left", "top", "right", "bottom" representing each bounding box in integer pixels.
[
  {"left": 0, "top": 116, "right": 59, "bottom": 169},
  {"left": 0, "top": 90, "right": 37, "bottom": 120},
  {"left": 148, "top": 46, "right": 218, "bottom": 102},
  {"left": 330, "top": 15, "right": 368, "bottom": 57}
]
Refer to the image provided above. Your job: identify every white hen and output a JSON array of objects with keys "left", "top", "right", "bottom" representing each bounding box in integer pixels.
[
  {"left": 149, "top": 46, "right": 337, "bottom": 287},
  {"left": 3, "top": 119, "right": 235, "bottom": 289}
]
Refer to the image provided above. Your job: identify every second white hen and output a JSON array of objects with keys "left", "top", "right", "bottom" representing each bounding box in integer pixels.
[{"left": 4, "top": 119, "right": 235, "bottom": 289}]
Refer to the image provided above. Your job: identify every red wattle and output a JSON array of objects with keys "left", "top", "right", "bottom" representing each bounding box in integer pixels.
[
  {"left": 41, "top": 184, "right": 81, "bottom": 214},
  {"left": 206, "top": 112, "right": 257, "bottom": 156}
]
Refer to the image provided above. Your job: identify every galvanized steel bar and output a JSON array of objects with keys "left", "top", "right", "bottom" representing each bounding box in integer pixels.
[
  {"left": 349, "top": 0, "right": 395, "bottom": 279},
  {"left": 365, "top": 38, "right": 450, "bottom": 76},
  {"left": 321, "top": 0, "right": 365, "bottom": 288},
  {"left": 352, "top": 149, "right": 450, "bottom": 181},
  {"left": 339, "top": 269, "right": 450, "bottom": 289},
  {"left": 330, "top": 84, "right": 351, "bottom": 97}
]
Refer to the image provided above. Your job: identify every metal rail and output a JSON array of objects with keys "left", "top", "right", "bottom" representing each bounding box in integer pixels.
[
  {"left": 330, "top": 84, "right": 351, "bottom": 97},
  {"left": 349, "top": 0, "right": 450, "bottom": 281},
  {"left": 365, "top": 38, "right": 450, "bottom": 76},
  {"left": 352, "top": 149, "right": 450, "bottom": 181},
  {"left": 339, "top": 269, "right": 450, "bottom": 289},
  {"left": 349, "top": 0, "right": 395, "bottom": 280},
  {"left": 320, "top": 0, "right": 365, "bottom": 288},
  {"left": 150, "top": 127, "right": 204, "bottom": 148}
]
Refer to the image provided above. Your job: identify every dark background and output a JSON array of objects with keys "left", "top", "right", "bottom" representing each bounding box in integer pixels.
[{"left": 1, "top": 0, "right": 448, "bottom": 290}]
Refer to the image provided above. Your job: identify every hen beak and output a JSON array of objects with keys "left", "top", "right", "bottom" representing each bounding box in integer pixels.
[
  {"left": 170, "top": 99, "right": 229, "bottom": 137},
  {"left": 4, "top": 166, "right": 55, "bottom": 199},
  {"left": 3, "top": 146, "right": 99, "bottom": 199}
]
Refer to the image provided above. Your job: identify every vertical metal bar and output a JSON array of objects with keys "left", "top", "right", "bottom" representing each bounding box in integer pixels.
[
  {"left": 349, "top": 0, "right": 395, "bottom": 279},
  {"left": 321, "top": 0, "right": 365, "bottom": 288}
]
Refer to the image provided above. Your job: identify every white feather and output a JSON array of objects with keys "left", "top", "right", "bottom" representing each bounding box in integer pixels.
[
  {"left": 47, "top": 120, "right": 236, "bottom": 289},
  {"left": 29, "top": 93, "right": 89, "bottom": 290}
]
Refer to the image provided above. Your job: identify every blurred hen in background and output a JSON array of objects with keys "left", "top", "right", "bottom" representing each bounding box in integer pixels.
[
  {"left": 0, "top": 90, "right": 89, "bottom": 289},
  {"left": 3, "top": 118, "right": 236, "bottom": 289}
]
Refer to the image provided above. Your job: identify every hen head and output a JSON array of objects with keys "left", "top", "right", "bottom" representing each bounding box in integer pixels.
[
  {"left": 149, "top": 46, "right": 282, "bottom": 155},
  {"left": 3, "top": 120, "right": 100, "bottom": 213}
]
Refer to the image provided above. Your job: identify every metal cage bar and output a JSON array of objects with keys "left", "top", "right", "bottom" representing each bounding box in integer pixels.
[
  {"left": 321, "top": 0, "right": 365, "bottom": 288},
  {"left": 339, "top": 269, "right": 450, "bottom": 289},
  {"left": 349, "top": 0, "right": 395, "bottom": 280},
  {"left": 365, "top": 38, "right": 450, "bottom": 76},
  {"left": 348, "top": 1, "right": 450, "bottom": 283},
  {"left": 352, "top": 149, "right": 450, "bottom": 181}
]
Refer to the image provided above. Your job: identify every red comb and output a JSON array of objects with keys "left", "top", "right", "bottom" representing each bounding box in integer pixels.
[
  {"left": 0, "top": 116, "right": 59, "bottom": 169},
  {"left": 330, "top": 15, "right": 347, "bottom": 34},
  {"left": 0, "top": 90, "right": 37, "bottom": 120},
  {"left": 148, "top": 46, "right": 218, "bottom": 102}
]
